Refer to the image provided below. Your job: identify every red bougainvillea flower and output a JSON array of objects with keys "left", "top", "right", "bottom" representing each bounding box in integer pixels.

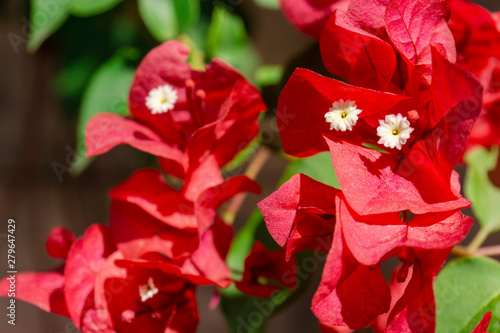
[
  {"left": 471, "top": 312, "right": 492, "bottom": 333},
  {"left": 92, "top": 252, "right": 218, "bottom": 333},
  {"left": 109, "top": 165, "right": 260, "bottom": 287},
  {"left": 279, "top": 0, "right": 350, "bottom": 37},
  {"left": 447, "top": 0, "right": 500, "bottom": 151},
  {"left": 311, "top": 195, "right": 467, "bottom": 331},
  {"left": 234, "top": 241, "right": 298, "bottom": 298},
  {"left": 278, "top": 50, "right": 481, "bottom": 215},
  {"left": 319, "top": 0, "right": 456, "bottom": 91},
  {"left": 311, "top": 219, "right": 391, "bottom": 329},
  {"left": 258, "top": 173, "right": 339, "bottom": 260},
  {"left": 85, "top": 40, "right": 265, "bottom": 178}
]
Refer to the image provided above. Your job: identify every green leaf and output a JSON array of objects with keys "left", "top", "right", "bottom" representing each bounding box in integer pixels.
[
  {"left": 206, "top": 7, "right": 260, "bottom": 79},
  {"left": 70, "top": 49, "right": 137, "bottom": 175},
  {"left": 281, "top": 152, "right": 340, "bottom": 188},
  {"left": 138, "top": 0, "right": 199, "bottom": 42},
  {"left": 254, "top": 65, "right": 284, "bottom": 87},
  {"left": 254, "top": 0, "right": 280, "bottom": 10},
  {"left": 435, "top": 256, "right": 500, "bottom": 333},
  {"left": 68, "top": 0, "right": 123, "bottom": 17},
  {"left": 28, "top": 0, "right": 71, "bottom": 52},
  {"left": 464, "top": 146, "right": 500, "bottom": 232}
]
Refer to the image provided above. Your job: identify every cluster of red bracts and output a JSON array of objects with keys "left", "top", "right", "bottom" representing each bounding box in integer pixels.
[
  {"left": 0, "top": 41, "right": 300, "bottom": 332},
  {"left": 258, "top": 0, "right": 498, "bottom": 332}
]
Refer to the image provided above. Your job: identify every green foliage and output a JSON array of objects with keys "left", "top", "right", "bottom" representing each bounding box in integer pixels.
[
  {"left": 28, "top": 0, "right": 71, "bottom": 52},
  {"left": 138, "top": 0, "right": 200, "bottom": 42},
  {"left": 435, "top": 256, "right": 500, "bottom": 332},
  {"left": 28, "top": 0, "right": 125, "bottom": 52},
  {"left": 68, "top": 0, "right": 123, "bottom": 17},
  {"left": 464, "top": 146, "right": 500, "bottom": 233},
  {"left": 206, "top": 7, "right": 260, "bottom": 79},
  {"left": 255, "top": 65, "right": 284, "bottom": 87},
  {"left": 254, "top": 0, "right": 280, "bottom": 10},
  {"left": 70, "top": 49, "right": 138, "bottom": 175},
  {"left": 281, "top": 152, "right": 340, "bottom": 188}
]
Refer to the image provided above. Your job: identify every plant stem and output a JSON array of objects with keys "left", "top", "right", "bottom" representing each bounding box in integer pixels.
[
  {"left": 467, "top": 227, "right": 491, "bottom": 253},
  {"left": 476, "top": 245, "right": 500, "bottom": 257},
  {"left": 223, "top": 146, "right": 272, "bottom": 224},
  {"left": 451, "top": 245, "right": 474, "bottom": 257}
]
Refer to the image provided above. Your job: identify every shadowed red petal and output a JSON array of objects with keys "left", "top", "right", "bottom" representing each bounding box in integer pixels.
[
  {"left": 46, "top": 227, "right": 76, "bottom": 259},
  {"left": 320, "top": 10, "right": 397, "bottom": 90},
  {"left": 235, "top": 242, "right": 298, "bottom": 298},
  {"left": 312, "top": 217, "right": 391, "bottom": 329},
  {"left": 385, "top": 249, "right": 450, "bottom": 333}
]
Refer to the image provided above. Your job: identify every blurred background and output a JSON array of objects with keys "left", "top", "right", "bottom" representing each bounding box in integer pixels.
[{"left": 1, "top": 0, "right": 499, "bottom": 332}]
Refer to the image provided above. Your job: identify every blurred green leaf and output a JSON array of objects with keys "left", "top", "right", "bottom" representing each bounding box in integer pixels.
[
  {"left": 255, "top": 65, "right": 284, "bottom": 87},
  {"left": 173, "top": 0, "right": 200, "bottom": 31},
  {"left": 281, "top": 152, "right": 340, "bottom": 188},
  {"left": 254, "top": 0, "right": 280, "bottom": 9},
  {"left": 464, "top": 146, "right": 500, "bottom": 233},
  {"left": 138, "top": 0, "right": 199, "bottom": 42},
  {"left": 70, "top": 49, "right": 137, "bottom": 175},
  {"left": 68, "top": 0, "right": 123, "bottom": 17},
  {"left": 435, "top": 256, "right": 500, "bottom": 332},
  {"left": 28, "top": 0, "right": 71, "bottom": 52},
  {"left": 206, "top": 7, "right": 260, "bottom": 79}
]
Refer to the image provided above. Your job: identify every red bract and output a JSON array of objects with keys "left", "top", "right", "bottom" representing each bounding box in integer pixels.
[
  {"left": 384, "top": 0, "right": 456, "bottom": 86},
  {"left": 0, "top": 270, "right": 68, "bottom": 317},
  {"left": 373, "top": 249, "right": 450, "bottom": 333},
  {"left": 471, "top": 312, "right": 492, "bottom": 333},
  {"left": 93, "top": 253, "right": 212, "bottom": 333},
  {"left": 258, "top": 173, "right": 338, "bottom": 260},
  {"left": 64, "top": 224, "right": 117, "bottom": 329},
  {"left": 311, "top": 220, "right": 391, "bottom": 329},
  {"left": 337, "top": 194, "right": 472, "bottom": 266},
  {"left": 279, "top": 0, "right": 350, "bottom": 37},
  {"left": 85, "top": 40, "right": 265, "bottom": 178},
  {"left": 46, "top": 227, "right": 76, "bottom": 259},
  {"left": 235, "top": 242, "right": 298, "bottom": 298},
  {"left": 278, "top": 49, "right": 481, "bottom": 215},
  {"left": 447, "top": 0, "right": 500, "bottom": 151},
  {"left": 319, "top": 0, "right": 456, "bottom": 92},
  {"left": 109, "top": 167, "right": 260, "bottom": 287}
]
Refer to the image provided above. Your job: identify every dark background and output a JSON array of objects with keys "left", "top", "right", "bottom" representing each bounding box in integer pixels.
[{"left": 0, "top": 0, "right": 499, "bottom": 332}]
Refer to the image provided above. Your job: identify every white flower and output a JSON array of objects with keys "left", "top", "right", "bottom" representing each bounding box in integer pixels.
[
  {"left": 139, "top": 277, "right": 159, "bottom": 302},
  {"left": 377, "top": 114, "right": 414, "bottom": 150},
  {"left": 145, "top": 84, "right": 178, "bottom": 114},
  {"left": 324, "top": 99, "right": 362, "bottom": 131}
]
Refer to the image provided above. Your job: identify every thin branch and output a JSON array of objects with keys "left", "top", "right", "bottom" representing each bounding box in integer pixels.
[
  {"left": 467, "top": 227, "right": 492, "bottom": 253},
  {"left": 476, "top": 245, "right": 500, "bottom": 257},
  {"left": 223, "top": 146, "right": 272, "bottom": 224}
]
